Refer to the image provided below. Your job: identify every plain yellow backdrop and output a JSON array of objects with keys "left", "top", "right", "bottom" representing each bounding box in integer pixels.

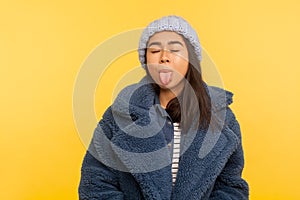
[{"left": 1, "top": 0, "right": 300, "bottom": 199}]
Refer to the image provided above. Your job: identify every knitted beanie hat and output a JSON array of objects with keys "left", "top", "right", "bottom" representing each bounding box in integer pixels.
[{"left": 138, "top": 15, "right": 202, "bottom": 68}]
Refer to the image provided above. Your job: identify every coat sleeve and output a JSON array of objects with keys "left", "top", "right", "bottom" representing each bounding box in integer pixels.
[
  {"left": 78, "top": 108, "right": 124, "bottom": 200},
  {"left": 209, "top": 108, "right": 249, "bottom": 200},
  {"left": 78, "top": 151, "right": 124, "bottom": 200}
]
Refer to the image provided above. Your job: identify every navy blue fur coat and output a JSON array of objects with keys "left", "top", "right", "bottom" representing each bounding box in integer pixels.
[{"left": 79, "top": 77, "right": 249, "bottom": 199}]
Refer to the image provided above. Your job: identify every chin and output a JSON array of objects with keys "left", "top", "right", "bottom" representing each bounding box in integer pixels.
[
  {"left": 156, "top": 82, "right": 166, "bottom": 88},
  {"left": 159, "top": 83, "right": 175, "bottom": 90}
]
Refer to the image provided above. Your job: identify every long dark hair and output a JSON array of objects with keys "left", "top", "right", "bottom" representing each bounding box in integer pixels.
[{"left": 146, "top": 36, "right": 211, "bottom": 133}]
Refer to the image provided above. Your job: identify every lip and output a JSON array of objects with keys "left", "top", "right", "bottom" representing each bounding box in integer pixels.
[{"left": 158, "top": 68, "right": 173, "bottom": 73}]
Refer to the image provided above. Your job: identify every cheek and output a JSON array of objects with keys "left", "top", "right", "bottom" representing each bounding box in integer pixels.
[
  {"left": 146, "top": 65, "right": 157, "bottom": 80},
  {"left": 147, "top": 65, "right": 154, "bottom": 74},
  {"left": 175, "top": 58, "right": 189, "bottom": 76},
  {"left": 146, "top": 52, "right": 158, "bottom": 64}
]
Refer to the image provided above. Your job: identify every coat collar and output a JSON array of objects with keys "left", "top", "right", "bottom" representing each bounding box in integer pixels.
[{"left": 112, "top": 76, "right": 233, "bottom": 114}]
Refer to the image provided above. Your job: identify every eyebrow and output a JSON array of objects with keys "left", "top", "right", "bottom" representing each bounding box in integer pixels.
[{"left": 147, "top": 40, "right": 184, "bottom": 47}]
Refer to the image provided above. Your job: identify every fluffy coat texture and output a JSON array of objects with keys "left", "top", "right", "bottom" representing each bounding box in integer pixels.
[{"left": 78, "top": 77, "right": 249, "bottom": 200}]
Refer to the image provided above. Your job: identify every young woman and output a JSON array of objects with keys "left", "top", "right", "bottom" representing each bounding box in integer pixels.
[{"left": 79, "top": 15, "right": 249, "bottom": 199}]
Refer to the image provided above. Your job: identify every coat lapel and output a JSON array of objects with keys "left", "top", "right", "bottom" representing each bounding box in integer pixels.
[
  {"left": 110, "top": 119, "right": 174, "bottom": 200},
  {"left": 172, "top": 126, "right": 240, "bottom": 199},
  {"left": 108, "top": 79, "right": 174, "bottom": 199}
]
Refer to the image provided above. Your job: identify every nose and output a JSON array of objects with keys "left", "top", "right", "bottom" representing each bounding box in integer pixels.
[{"left": 159, "top": 50, "right": 170, "bottom": 64}]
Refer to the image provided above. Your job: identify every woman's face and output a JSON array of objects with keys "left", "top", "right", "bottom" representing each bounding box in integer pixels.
[{"left": 146, "top": 31, "right": 189, "bottom": 92}]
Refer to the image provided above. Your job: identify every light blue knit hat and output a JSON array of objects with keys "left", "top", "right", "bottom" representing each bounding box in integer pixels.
[{"left": 138, "top": 15, "right": 202, "bottom": 68}]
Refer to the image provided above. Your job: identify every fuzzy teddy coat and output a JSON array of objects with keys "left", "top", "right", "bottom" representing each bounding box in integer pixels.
[{"left": 79, "top": 77, "right": 249, "bottom": 199}]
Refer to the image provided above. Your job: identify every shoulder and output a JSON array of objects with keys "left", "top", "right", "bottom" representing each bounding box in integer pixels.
[
  {"left": 206, "top": 85, "right": 234, "bottom": 111},
  {"left": 205, "top": 85, "right": 242, "bottom": 138}
]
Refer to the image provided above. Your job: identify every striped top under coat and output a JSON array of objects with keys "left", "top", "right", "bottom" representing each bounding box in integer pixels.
[{"left": 168, "top": 122, "right": 181, "bottom": 186}]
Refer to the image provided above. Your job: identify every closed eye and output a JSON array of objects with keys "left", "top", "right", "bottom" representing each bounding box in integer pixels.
[{"left": 150, "top": 49, "right": 161, "bottom": 53}]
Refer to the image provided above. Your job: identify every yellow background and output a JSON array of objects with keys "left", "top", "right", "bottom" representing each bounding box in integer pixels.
[{"left": 1, "top": 0, "right": 300, "bottom": 199}]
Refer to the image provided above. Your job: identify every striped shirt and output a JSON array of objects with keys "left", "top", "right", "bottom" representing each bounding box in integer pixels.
[{"left": 171, "top": 122, "right": 181, "bottom": 186}]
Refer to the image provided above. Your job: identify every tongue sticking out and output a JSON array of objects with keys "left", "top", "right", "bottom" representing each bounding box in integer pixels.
[{"left": 159, "top": 72, "right": 172, "bottom": 85}]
